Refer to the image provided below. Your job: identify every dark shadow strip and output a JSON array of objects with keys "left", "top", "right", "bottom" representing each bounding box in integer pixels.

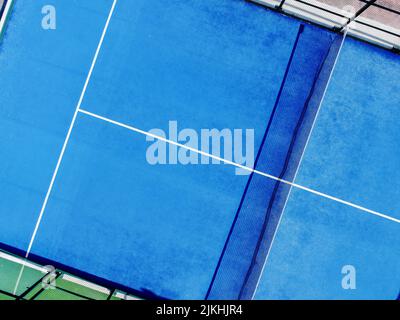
[
  {"left": 205, "top": 24, "right": 305, "bottom": 299},
  {"left": 238, "top": 43, "right": 332, "bottom": 298}
]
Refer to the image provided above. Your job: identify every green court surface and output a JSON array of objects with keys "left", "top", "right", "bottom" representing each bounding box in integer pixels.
[{"left": 0, "top": 249, "right": 139, "bottom": 300}]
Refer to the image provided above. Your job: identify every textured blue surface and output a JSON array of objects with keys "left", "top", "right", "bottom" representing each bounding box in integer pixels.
[
  {"left": 0, "top": 0, "right": 398, "bottom": 300},
  {"left": 295, "top": 40, "right": 400, "bottom": 221},
  {"left": 29, "top": 0, "right": 317, "bottom": 299},
  {"left": 0, "top": 0, "right": 113, "bottom": 250},
  {"left": 207, "top": 26, "right": 339, "bottom": 299},
  {"left": 255, "top": 39, "right": 400, "bottom": 300},
  {"left": 0, "top": 0, "right": 304, "bottom": 299},
  {"left": 255, "top": 187, "right": 400, "bottom": 299},
  {"left": 82, "top": 0, "right": 298, "bottom": 135},
  {"left": 32, "top": 114, "right": 249, "bottom": 299}
]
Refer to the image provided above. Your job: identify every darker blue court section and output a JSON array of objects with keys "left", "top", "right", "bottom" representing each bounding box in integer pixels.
[{"left": 206, "top": 26, "right": 343, "bottom": 300}]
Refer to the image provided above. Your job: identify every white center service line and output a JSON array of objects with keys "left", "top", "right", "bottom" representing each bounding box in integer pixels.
[
  {"left": 78, "top": 108, "right": 400, "bottom": 225},
  {"left": 13, "top": 0, "right": 118, "bottom": 294}
]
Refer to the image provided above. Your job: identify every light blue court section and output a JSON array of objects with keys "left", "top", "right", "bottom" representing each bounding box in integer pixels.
[
  {"left": 254, "top": 187, "right": 400, "bottom": 300},
  {"left": 0, "top": 0, "right": 113, "bottom": 249},
  {"left": 82, "top": 0, "right": 299, "bottom": 141},
  {"left": 255, "top": 39, "right": 400, "bottom": 300},
  {"left": 31, "top": 113, "right": 249, "bottom": 299},
  {"left": 293, "top": 39, "right": 400, "bottom": 220}
]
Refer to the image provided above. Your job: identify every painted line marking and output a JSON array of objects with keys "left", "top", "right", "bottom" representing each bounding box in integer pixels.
[
  {"left": 13, "top": 0, "right": 118, "bottom": 295},
  {"left": 78, "top": 108, "right": 400, "bottom": 225}
]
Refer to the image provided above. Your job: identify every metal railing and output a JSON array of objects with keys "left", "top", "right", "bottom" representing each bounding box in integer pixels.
[{"left": 251, "top": 0, "right": 400, "bottom": 52}]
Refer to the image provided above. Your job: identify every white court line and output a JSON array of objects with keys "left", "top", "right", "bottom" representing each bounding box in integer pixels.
[
  {"left": 251, "top": 29, "right": 348, "bottom": 299},
  {"left": 78, "top": 108, "right": 400, "bottom": 225},
  {"left": 13, "top": 0, "right": 118, "bottom": 295}
]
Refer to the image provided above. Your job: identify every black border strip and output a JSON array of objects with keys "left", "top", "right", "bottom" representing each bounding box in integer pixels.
[
  {"left": 17, "top": 272, "right": 51, "bottom": 300},
  {"left": 0, "top": 288, "right": 19, "bottom": 299}
]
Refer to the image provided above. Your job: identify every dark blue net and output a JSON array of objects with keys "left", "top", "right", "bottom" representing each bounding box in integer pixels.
[{"left": 206, "top": 24, "right": 344, "bottom": 300}]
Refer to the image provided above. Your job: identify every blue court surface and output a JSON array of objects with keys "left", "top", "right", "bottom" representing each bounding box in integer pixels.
[{"left": 0, "top": 0, "right": 399, "bottom": 299}]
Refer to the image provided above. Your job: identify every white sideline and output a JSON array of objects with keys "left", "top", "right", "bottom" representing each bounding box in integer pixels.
[
  {"left": 78, "top": 108, "right": 400, "bottom": 225},
  {"left": 13, "top": 0, "right": 118, "bottom": 295},
  {"left": 25, "top": 0, "right": 117, "bottom": 267}
]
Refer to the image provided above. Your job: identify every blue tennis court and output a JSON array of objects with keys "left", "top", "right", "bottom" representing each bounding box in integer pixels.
[{"left": 0, "top": 0, "right": 399, "bottom": 300}]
